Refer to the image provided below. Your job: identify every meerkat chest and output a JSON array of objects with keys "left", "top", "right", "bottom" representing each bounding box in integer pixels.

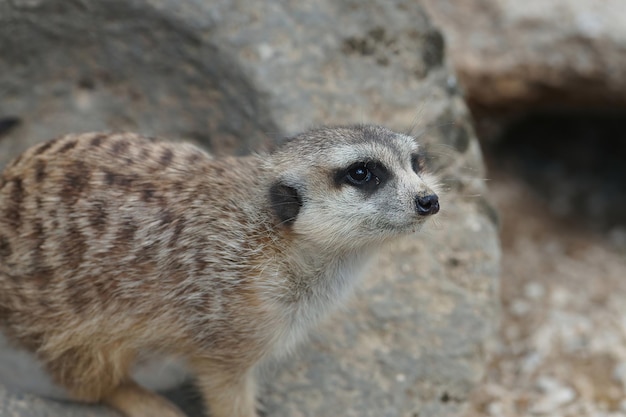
[{"left": 274, "top": 251, "right": 372, "bottom": 355}]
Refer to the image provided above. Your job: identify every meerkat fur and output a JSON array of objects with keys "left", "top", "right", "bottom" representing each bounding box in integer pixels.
[{"left": 0, "top": 125, "right": 440, "bottom": 417}]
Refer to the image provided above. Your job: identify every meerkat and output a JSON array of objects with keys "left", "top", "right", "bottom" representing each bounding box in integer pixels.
[{"left": 0, "top": 125, "right": 440, "bottom": 417}]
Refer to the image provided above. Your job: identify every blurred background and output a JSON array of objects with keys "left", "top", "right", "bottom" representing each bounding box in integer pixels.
[
  {"left": 421, "top": 1, "right": 626, "bottom": 416},
  {"left": 1, "top": 0, "right": 625, "bottom": 416}
]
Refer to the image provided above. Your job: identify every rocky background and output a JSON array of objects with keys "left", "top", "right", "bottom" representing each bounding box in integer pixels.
[
  {"left": 4, "top": 1, "right": 623, "bottom": 417},
  {"left": 0, "top": 1, "right": 500, "bottom": 417},
  {"left": 422, "top": 0, "right": 626, "bottom": 139},
  {"left": 421, "top": 1, "right": 626, "bottom": 416}
]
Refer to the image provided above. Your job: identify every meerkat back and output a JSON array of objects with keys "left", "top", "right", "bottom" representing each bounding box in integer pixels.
[{"left": 0, "top": 132, "right": 272, "bottom": 417}]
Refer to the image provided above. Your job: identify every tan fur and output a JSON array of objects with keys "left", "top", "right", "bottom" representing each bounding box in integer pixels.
[
  {"left": 105, "top": 381, "right": 187, "bottom": 417},
  {"left": 0, "top": 126, "right": 439, "bottom": 417}
]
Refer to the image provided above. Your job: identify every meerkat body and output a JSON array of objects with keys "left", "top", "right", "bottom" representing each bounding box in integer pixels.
[{"left": 0, "top": 126, "right": 439, "bottom": 417}]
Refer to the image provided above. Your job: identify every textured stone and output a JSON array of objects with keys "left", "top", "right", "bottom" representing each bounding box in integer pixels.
[
  {"left": 0, "top": 384, "right": 117, "bottom": 417},
  {"left": 422, "top": 0, "right": 626, "bottom": 118},
  {"left": 264, "top": 191, "right": 499, "bottom": 417},
  {"left": 0, "top": 0, "right": 279, "bottom": 163},
  {"left": 0, "top": 0, "right": 500, "bottom": 416}
]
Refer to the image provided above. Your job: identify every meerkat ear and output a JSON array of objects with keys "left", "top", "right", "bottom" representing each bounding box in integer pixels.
[{"left": 269, "top": 181, "right": 302, "bottom": 226}]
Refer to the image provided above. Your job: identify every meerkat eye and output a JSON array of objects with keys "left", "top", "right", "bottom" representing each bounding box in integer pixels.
[
  {"left": 336, "top": 161, "right": 386, "bottom": 190},
  {"left": 347, "top": 164, "right": 371, "bottom": 185}
]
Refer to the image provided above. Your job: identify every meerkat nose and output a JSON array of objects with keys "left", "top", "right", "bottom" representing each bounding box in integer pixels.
[{"left": 415, "top": 193, "right": 440, "bottom": 216}]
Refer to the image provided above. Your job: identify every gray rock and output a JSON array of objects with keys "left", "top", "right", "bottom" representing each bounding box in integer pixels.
[
  {"left": 0, "top": 384, "right": 117, "bottom": 417},
  {"left": 0, "top": 0, "right": 500, "bottom": 416},
  {"left": 0, "top": 0, "right": 279, "bottom": 164},
  {"left": 264, "top": 192, "right": 500, "bottom": 417},
  {"left": 422, "top": 0, "right": 626, "bottom": 119}
]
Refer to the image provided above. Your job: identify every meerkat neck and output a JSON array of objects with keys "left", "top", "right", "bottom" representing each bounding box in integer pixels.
[{"left": 282, "top": 242, "right": 376, "bottom": 308}]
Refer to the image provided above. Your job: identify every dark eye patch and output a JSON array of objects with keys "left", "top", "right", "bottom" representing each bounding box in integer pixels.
[
  {"left": 334, "top": 160, "right": 388, "bottom": 193},
  {"left": 411, "top": 152, "right": 426, "bottom": 174}
]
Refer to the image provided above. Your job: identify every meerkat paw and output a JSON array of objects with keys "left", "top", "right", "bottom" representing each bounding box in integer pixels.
[
  {"left": 104, "top": 380, "right": 188, "bottom": 417},
  {"left": 196, "top": 367, "right": 259, "bottom": 417}
]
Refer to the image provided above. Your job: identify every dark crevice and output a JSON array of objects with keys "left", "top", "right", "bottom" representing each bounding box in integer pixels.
[
  {"left": 0, "top": 117, "right": 21, "bottom": 138},
  {"left": 484, "top": 111, "right": 626, "bottom": 231}
]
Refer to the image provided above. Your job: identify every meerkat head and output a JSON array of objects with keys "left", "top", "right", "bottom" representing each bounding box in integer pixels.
[{"left": 268, "top": 125, "right": 439, "bottom": 251}]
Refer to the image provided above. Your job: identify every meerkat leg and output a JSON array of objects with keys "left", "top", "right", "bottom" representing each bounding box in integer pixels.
[
  {"left": 103, "top": 380, "right": 187, "bottom": 417},
  {"left": 42, "top": 346, "right": 131, "bottom": 403},
  {"left": 41, "top": 346, "right": 184, "bottom": 416},
  {"left": 196, "top": 365, "right": 259, "bottom": 417}
]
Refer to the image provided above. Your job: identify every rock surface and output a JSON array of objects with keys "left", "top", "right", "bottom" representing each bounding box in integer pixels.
[
  {"left": 467, "top": 141, "right": 626, "bottom": 417},
  {"left": 421, "top": 0, "right": 626, "bottom": 126},
  {"left": 0, "top": 0, "right": 500, "bottom": 416}
]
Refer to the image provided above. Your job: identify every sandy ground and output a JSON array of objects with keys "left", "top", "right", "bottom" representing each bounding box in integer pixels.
[{"left": 466, "top": 153, "right": 626, "bottom": 416}]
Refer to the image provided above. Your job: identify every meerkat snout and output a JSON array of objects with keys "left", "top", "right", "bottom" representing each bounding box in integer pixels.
[{"left": 415, "top": 193, "right": 439, "bottom": 216}]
